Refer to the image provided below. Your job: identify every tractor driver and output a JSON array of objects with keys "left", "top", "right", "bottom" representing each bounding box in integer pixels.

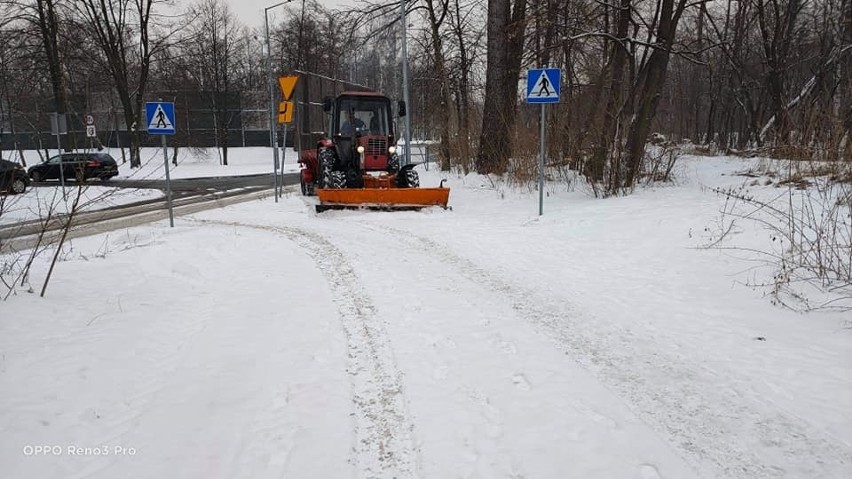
[{"left": 340, "top": 109, "right": 366, "bottom": 136}]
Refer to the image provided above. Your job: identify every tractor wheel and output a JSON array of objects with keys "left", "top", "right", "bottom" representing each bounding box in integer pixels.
[
  {"left": 387, "top": 153, "right": 400, "bottom": 173},
  {"left": 318, "top": 147, "right": 336, "bottom": 188},
  {"left": 345, "top": 169, "right": 364, "bottom": 188},
  {"left": 397, "top": 168, "right": 420, "bottom": 188},
  {"left": 329, "top": 171, "right": 346, "bottom": 189}
]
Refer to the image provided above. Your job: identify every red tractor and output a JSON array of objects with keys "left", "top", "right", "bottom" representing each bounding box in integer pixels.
[{"left": 297, "top": 90, "right": 449, "bottom": 211}]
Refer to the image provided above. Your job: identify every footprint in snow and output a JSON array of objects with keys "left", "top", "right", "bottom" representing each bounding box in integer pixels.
[
  {"left": 637, "top": 463, "right": 663, "bottom": 479},
  {"left": 512, "top": 374, "right": 531, "bottom": 391}
]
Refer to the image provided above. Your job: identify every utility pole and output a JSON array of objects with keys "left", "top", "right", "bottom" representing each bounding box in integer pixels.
[{"left": 400, "top": 0, "right": 412, "bottom": 166}]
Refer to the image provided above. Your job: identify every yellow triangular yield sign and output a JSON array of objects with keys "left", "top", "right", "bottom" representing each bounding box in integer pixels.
[{"left": 278, "top": 76, "right": 298, "bottom": 100}]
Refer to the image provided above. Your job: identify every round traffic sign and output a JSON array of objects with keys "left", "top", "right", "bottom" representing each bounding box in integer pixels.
[{"left": 85, "top": 114, "right": 95, "bottom": 125}]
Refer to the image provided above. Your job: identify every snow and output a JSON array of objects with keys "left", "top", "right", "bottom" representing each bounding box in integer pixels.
[{"left": 1, "top": 151, "right": 850, "bottom": 478}]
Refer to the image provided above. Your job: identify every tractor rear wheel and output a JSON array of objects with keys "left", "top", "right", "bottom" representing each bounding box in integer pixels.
[{"left": 318, "top": 147, "right": 335, "bottom": 188}]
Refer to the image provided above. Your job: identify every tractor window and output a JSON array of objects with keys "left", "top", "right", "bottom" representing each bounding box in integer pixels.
[{"left": 337, "top": 99, "right": 390, "bottom": 136}]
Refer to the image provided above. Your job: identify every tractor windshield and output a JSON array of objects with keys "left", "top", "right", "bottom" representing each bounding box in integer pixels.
[{"left": 336, "top": 99, "right": 391, "bottom": 137}]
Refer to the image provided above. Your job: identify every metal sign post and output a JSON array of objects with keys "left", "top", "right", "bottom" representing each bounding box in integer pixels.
[
  {"left": 277, "top": 75, "right": 299, "bottom": 200},
  {"left": 146, "top": 101, "right": 176, "bottom": 227},
  {"left": 264, "top": 3, "right": 294, "bottom": 203},
  {"left": 525, "top": 68, "right": 561, "bottom": 216}
]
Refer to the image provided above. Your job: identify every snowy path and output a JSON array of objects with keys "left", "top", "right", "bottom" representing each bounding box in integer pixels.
[
  {"left": 297, "top": 216, "right": 698, "bottom": 478},
  {"left": 3, "top": 155, "right": 851, "bottom": 478},
  {"left": 342, "top": 220, "right": 852, "bottom": 478},
  {"left": 192, "top": 218, "right": 419, "bottom": 478}
]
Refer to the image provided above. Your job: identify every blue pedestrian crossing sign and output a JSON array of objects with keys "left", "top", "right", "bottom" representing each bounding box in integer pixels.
[
  {"left": 146, "top": 102, "right": 176, "bottom": 135},
  {"left": 526, "top": 68, "right": 561, "bottom": 103}
]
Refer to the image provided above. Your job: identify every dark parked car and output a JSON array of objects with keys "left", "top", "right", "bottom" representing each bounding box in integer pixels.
[
  {"left": 0, "top": 159, "right": 30, "bottom": 194},
  {"left": 28, "top": 152, "right": 119, "bottom": 182}
]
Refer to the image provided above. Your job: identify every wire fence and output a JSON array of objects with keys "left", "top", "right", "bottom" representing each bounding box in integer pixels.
[{"left": 0, "top": 90, "right": 285, "bottom": 153}]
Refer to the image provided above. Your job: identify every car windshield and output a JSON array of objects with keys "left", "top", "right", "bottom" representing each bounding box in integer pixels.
[
  {"left": 46, "top": 155, "right": 62, "bottom": 165},
  {"left": 337, "top": 99, "right": 389, "bottom": 136}
]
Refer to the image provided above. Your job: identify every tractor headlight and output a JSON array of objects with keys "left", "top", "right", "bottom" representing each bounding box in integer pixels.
[
  {"left": 388, "top": 146, "right": 396, "bottom": 154},
  {"left": 357, "top": 145, "right": 365, "bottom": 154}
]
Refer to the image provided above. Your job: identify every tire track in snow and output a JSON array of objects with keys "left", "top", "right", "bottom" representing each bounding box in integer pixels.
[
  {"left": 193, "top": 219, "right": 418, "bottom": 479},
  {"left": 356, "top": 221, "right": 852, "bottom": 479}
]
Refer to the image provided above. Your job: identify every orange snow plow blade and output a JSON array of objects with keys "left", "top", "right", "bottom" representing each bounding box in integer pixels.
[{"left": 316, "top": 187, "right": 450, "bottom": 212}]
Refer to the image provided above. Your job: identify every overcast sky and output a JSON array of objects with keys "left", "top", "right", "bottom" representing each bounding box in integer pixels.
[{"left": 226, "top": 0, "right": 358, "bottom": 28}]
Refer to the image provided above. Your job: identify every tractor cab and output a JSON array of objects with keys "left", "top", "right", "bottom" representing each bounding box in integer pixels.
[{"left": 324, "top": 92, "right": 400, "bottom": 173}]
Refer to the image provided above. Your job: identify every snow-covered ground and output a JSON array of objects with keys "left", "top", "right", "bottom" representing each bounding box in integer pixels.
[
  {"left": 1, "top": 152, "right": 850, "bottom": 478},
  {"left": 0, "top": 147, "right": 300, "bottom": 225}
]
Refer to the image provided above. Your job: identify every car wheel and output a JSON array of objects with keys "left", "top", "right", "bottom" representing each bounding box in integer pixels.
[
  {"left": 30, "top": 171, "right": 42, "bottom": 183},
  {"left": 10, "top": 178, "right": 26, "bottom": 194}
]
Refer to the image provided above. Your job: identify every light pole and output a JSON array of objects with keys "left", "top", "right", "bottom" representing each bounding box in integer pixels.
[
  {"left": 265, "top": 1, "right": 291, "bottom": 202},
  {"left": 400, "top": 0, "right": 412, "bottom": 166}
]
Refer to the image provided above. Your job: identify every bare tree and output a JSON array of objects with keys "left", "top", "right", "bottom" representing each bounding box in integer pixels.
[
  {"left": 183, "top": 0, "right": 244, "bottom": 165},
  {"left": 73, "top": 0, "right": 170, "bottom": 168},
  {"left": 621, "top": 0, "right": 690, "bottom": 188}
]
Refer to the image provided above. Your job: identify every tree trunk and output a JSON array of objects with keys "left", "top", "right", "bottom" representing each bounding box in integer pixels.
[
  {"left": 476, "top": 0, "right": 511, "bottom": 174},
  {"left": 590, "top": 0, "right": 631, "bottom": 185},
  {"left": 425, "top": 0, "right": 454, "bottom": 171},
  {"left": 452, "top": 0, "right": 473, "bottom": 171},
  {"left": 623, "top": 0, "right": 688, "bottom": 188},
  {"left": 476, "top": 0, "right": 526, "bottom": 174},
  {"left": 841, "top": 0, "right": 852, "bottom": 160},
  {"left": 35, "top": 0, "right": 72, "bottom": 152}
]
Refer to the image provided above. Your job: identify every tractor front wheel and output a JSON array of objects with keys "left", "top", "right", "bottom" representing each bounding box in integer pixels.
[
  {"left": 329, "top": 171, "right": 346, "bottom": 189},
  {"left": 345, "top": 169, "right": 364, "bottom": 188},
  {"left": 396, "top": 168, "right": 419, "bottom": 188},
  {"left": 387, "top": 153, "right": 400, "bottom": 173}
]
